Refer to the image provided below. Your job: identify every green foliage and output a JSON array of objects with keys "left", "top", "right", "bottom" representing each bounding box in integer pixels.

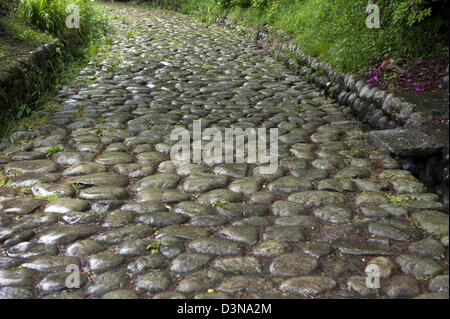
[
  {"left": 385, "top": 192, "right": 410, "bottom": 207},
  {"left": 71, "top": 183, "right": 85, "bottom": 190},
  {"left": 20, "top": 186, "right": 31, "bottom": 194},
  {"left": 146, "top": 241, "right": 161, "bottom": 255},
  {"left": 211, "top": 200, "right": 228, "bottom": 207},
  {"left": 0, "top": 179, "right": 8, "bottom": 187},
  {"left": 163, "top": 0, "right": 448, "bottom": 74},
  {"left": 16, "top": 0, "right": 109, "bottom": 48},
  {"left": 0, "top": 1, "right": 109, "bottom": 138},
  {"left": 46, "top": 145, "right": 63, "bottom": 156},
  {"left": 0, "top": 0, "right": 19, "bottom": 16},
  {"left": 0, "top": 15, "right": 54, "bottom": 45},
  {"left": 20, "top": 114, "right": 50, "bottom": 132},
  {"left": 34, "top": 194, "right": 61, "bottom": 201}
]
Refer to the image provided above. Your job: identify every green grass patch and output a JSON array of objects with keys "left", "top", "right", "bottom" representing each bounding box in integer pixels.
[
  {"left": 34, "top": 194, "right": 61, "bottom": 201},
  {"left": 71, "top": 183, "right": 85, "bottom": 190},
  {"left": 211, "top": 200, "right": 229, "bottom": 207},
  {"left": 148, "top": 0, "right": 448, "bottom": 76},
  {"left": 15, "top": 0, "right": 108, "bottom": 48},
  {"left": 0, "top": 0, "right": 110, "bottom": 138},
  {"left": 0, "top": 15, "right": 54, "bottom": 46}
]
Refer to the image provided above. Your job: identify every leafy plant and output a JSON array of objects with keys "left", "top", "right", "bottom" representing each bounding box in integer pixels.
[
  {"left": 71, "top": 183, "right": 85, "bottom": 190},
  {"left": 284, "top": 125, "right": 294, "bottom": 132},
  {"left": 46, "top": 145, "right": 62, "bottom": 157},
  {"left": 161, "top": 0, "right": 448, "bottom": 75},
  {"left": 385, "top": 192, "right": 410, "bottom": 207},
  {"left": 211, "top": 200, "right": 228, "bottom": 207},
  {"left": 146, "top": 241, "right": 161, "bottom": 255},
  {"left": 0, "top": 179, "right": 8, "bottom": 187},
  {"left": 16, "top": 0, "right": 109, "bottom": 48},
  {"left": 20, "top": 186, "right": 31, "bottom": 194}
]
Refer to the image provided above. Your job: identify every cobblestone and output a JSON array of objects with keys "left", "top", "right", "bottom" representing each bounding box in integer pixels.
[{"left": 0, "top": 2, "right": 447, "bottom": 299}]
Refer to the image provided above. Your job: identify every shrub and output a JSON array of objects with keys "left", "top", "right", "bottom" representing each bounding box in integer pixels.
[
  {"left": 205, "top": 0, "right": 448, "bottom": 74},
  {"left": 15, "top": 0, "right": 108, "bottom": 48}
]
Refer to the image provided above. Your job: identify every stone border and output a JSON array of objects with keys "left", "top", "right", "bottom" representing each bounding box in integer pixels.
[
  {"left": 212, "top": 16, "right": 449, "bottom": 203},
  {"left": 0, "top": 41, "right": 61, "bottom": 130},
  {"left": 216, "top": 19, "right": 447, "bottom": 132}
]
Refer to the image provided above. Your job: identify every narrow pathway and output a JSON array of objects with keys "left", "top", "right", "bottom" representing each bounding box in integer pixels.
[{"left": 0, "top": 3, "right": 448, "bottom": 299}]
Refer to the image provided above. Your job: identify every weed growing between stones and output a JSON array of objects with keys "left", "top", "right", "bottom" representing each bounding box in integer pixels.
[
  {"left": 46, "top": 146, "right": 63, "bottom": 157},
  {"left": 34, "top": 194, "right": 61, "bottom": 201},
  {"left": 146, "top": 241, "right": 161, "bottom": 255}
]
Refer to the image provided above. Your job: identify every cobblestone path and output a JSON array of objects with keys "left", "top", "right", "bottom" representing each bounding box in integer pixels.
[{"left": 0, "top": 3, "right": 448, "bottom": 299}]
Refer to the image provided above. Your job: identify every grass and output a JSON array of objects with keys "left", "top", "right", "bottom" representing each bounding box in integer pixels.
[
  {"left": 34, "top": 194, "right": 61, "bottom": 201},
  {"left": 0, "top": 0, "right": 110, "bottom": 138},
  {"left": 0, "top": 46, "right": 105, "bottom": 137},
  {"left": 0, "top": 16, "right": 53, "bottom": 47},
  {"left": 0, "top": 179, "right": 9, "bottom": 187},
  {"left": 16, "top": 0, "right": 108, "bottom": 48},
  {"left": 71, "top": 183, "right": 85, "bottom": 190},
  {"left": 211, "top": 200, "right": 229, "bottom": 207},
  {"left": 284, "top": 125, "right": 294, "bottom": 133},
  {"left": 145, "top": 0, "right": 448, "bottom": 76},
  {"left": 19, "top": 114, "right": 50, "bottom": 132},
  {"left": 168, "top": 111, "right": 183, "bottom": 116},
  {"left": 46, "top": 103, "right": 63, "bottom": 112},
  {"left": 20, "top": 186, "right": 31, "bottom": 194}
]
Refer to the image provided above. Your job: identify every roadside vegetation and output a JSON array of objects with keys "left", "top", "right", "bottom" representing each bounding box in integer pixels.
[
  {"left": 0, "top": 0, "right": 109, "bottom": 137},
  {"left": 136, "top": 0, "right": 448, "bottom": 93}
]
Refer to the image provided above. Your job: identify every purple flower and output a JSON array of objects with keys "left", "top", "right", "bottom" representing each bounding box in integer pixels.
[
  {"left": 439, "top": 84, "right": 443, "bottom": 89},
  {"left": 367, "top": 76, "right": 378, "bottom": 83},
  {"left": 380, "top": 60, "right": 386, "bottom": 68},
  {"left": 415, "top": 87, "right": 423, "bottom": 92},
  {"left": 415, "top": 60, "right": 422, "bottom": 65},
  {"left": 411, "top": 1, "right": 415, "bottom": 6}
]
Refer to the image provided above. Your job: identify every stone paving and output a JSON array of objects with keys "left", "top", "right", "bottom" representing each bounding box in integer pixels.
[{"left": 0, "top": 3, "right": 448, "bottom": 299}]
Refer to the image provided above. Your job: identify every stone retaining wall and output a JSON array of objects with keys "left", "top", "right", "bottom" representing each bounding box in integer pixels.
[
  {"left": 229, "top": 26, "right": 437, "bottom": 131},
  {"left": 0, "top": 41, "right": 60, "bottom": 130},
  {"left": 214, "top": 18, "right": 449, "bottom": 203}
]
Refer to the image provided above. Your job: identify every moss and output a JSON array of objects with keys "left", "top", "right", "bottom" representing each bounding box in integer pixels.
[
  {"left": 34, "top": 195, "right": 61, "bottom": 201},
  {"left": 385, "top": 192, "right": 410, "bottom": 207},
  {"left": 0, "top": 16, "right": 53, "bottom": 46},
  {"left": 211, "top": 200, "right": 229, "bottom": 207}
]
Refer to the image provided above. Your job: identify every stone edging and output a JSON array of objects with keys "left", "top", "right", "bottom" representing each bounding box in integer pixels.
[
  {"left": 218, "top": 19, "right": 443, "bottom": 132},
  {"left": 213, "top": 16, "right": 448, "bottom": 202},
  {"left": 0, "top": 41, "right": 61, "bottom": 128}
]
